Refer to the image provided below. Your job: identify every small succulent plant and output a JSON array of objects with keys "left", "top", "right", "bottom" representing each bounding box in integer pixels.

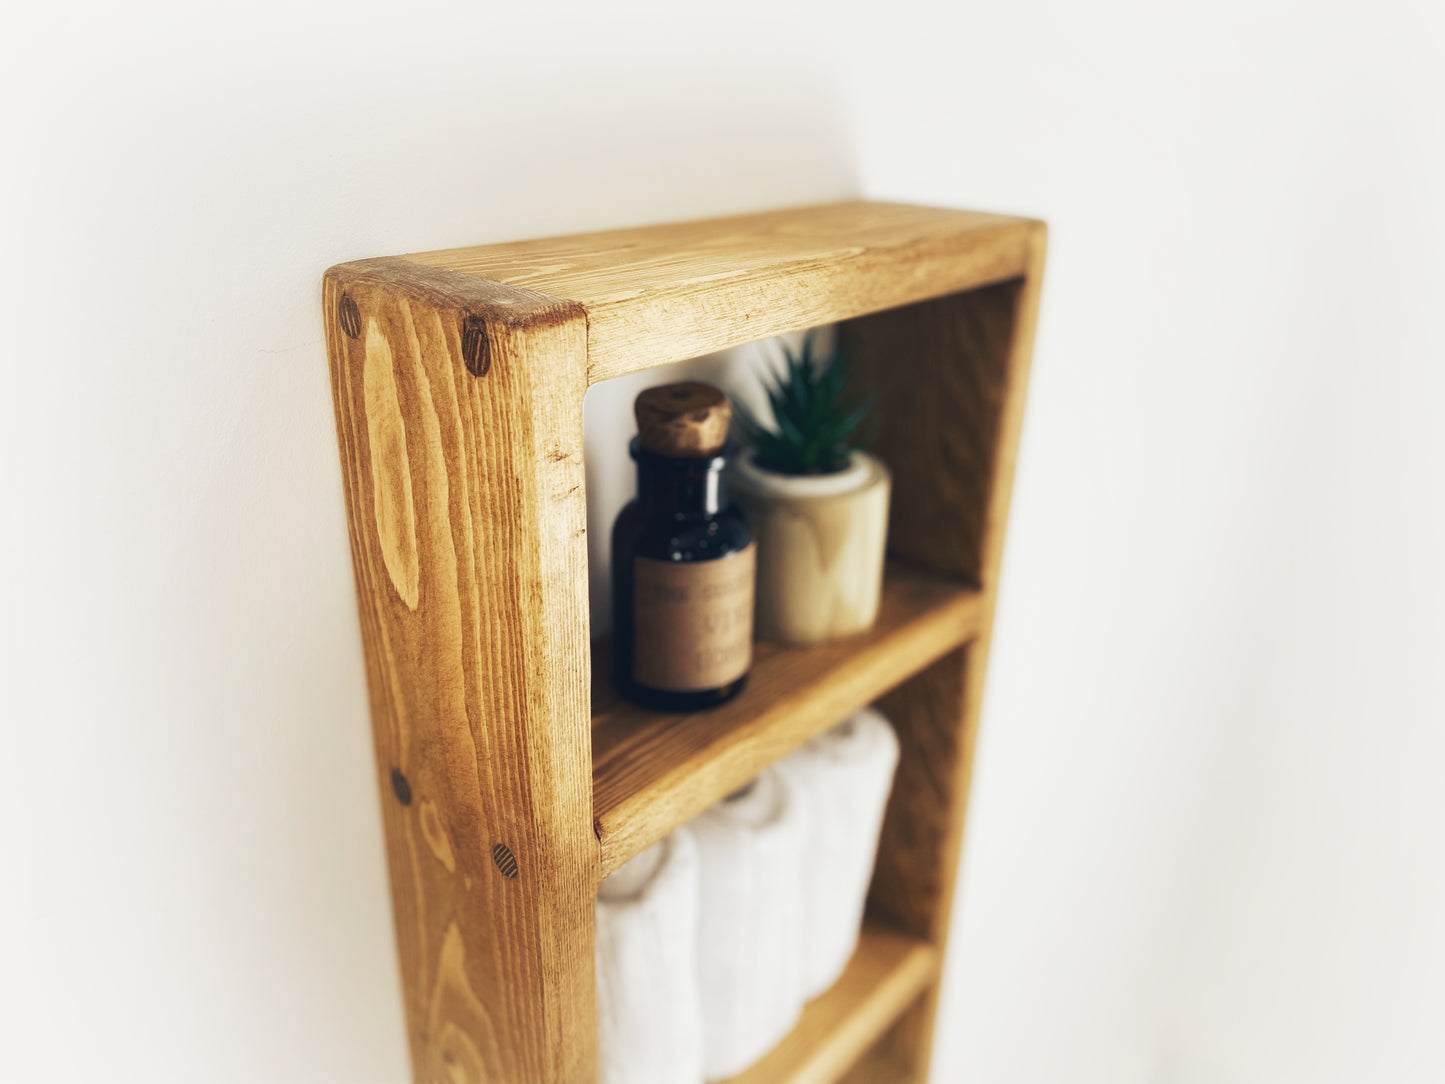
[{"left": 734, "top": 333, "right": 873, "bottom": 475}]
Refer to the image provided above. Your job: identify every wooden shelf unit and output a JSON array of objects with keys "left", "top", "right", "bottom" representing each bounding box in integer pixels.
[{"left": 323, "top": 200, "right": 1045, "bottom": 1084}]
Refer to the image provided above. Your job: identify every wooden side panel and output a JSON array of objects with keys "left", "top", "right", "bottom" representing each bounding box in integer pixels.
[
  {"left": 847, "top": 225, "right": 1047, "bottom": 1081},
  {"left": 972, "top": 232, "right": 1048, "bottom": 596},
  {"left": 322, "top": 259, "right": 598, "bottom": 1084}
]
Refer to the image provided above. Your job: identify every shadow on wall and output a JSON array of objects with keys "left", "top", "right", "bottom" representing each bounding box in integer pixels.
[
  {"left": 296, "top": 90, "right": 859, "bottom": 1074},
  {"left": 289, "top": 86, "right": 859, "bottom": 1079},
  {"left": 4, "top": 31, "right": 859, "bottom": 1083}
]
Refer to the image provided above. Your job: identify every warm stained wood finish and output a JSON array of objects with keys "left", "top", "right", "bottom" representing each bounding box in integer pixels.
[
  {"left": 842, "top": 282, "right": 1022, "bottom": 585},
  {"left": 592, "top": 563, "right": 984, "bottom": 877},
  {"left": 842, "top": 226, "right": 1047, "bottom": 1082},
  {"left": 719, "top": 926, "right": 939, "bottom": 1084},
  {"left": 866, "top": 648, "right": 973, "bottom": 940},
  {"left": 322, "top": 200, "right": 1045, "bottom": 1084},
  {"left": 405, "top": 201, "right": 1038, "bottom": 380},
  {"left": 322, "top": 262, "right": 598, "bottom": 1084},
  {"left": 837, "top": 1048, "right": 916, "bottom": 1084}
]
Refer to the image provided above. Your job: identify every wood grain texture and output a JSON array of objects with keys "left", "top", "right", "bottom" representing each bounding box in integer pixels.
[
  {"left": 323, "top": 258, "right": 599, "bottom": 1084},
  {"left": 403, "top": 201, "right": 1041, "bottom": 380},
  {"left": 849, "top": 226, "right": 1048, "bottom": 1081},
  {"left": 591, "top": 563, "right": 984, "bottom": 877},
  {"left": 321, "top": 203, "right": 1046, "bottom": 1084},
  {"left": 836, "top": 1047, "right": 917, "bottom": 1084},
  {"left": 719, "top": 926, "right": 939, "bottom": 1084},
  {"left": 865, "top": 647, "right": 972, "bottom": 940},
  {"left": 840, "top": 279, "right": 1022, "bottom": 585}
]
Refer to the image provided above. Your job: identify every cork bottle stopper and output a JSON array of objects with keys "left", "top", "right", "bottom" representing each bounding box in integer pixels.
[{"left": 634, "top": 382, "right": 732, "bottom": 458}]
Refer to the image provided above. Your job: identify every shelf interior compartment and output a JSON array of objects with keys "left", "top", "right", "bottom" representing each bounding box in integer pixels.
[
  {"left": 591, "top": 561, "right": 983, "bottom": 876},
  {"left": 322, "top": 200, "right": 1044, "bottom": 1084}
]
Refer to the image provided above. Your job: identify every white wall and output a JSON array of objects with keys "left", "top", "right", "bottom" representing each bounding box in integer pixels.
[
  {"left": 843, "top": 8, "right": 1445, "bottom": 1082},
  {"left": 3, "top": 2, "right": 1442, "bottom": 1083}
]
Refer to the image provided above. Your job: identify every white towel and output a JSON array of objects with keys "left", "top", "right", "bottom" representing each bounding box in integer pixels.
[
  {"left": 692, "top": 768, "right": 809, "bottom": 1080},
  {"left": 780, "top": 707, "right": 900, "bottom": 998},
  {"left": 595, "top": 829, "right": 705, "bottom": 1084}
]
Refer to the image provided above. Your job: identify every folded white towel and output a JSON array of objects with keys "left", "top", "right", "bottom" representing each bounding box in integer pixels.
[
  {"left": 692, "top": 768, "right": 809, "bottom": 1080},
  {"left": 780, "top": 706, "right": 900, "bottom": 998},
  {"left": 595, "top": 829, "right": 705, "bottom": 1084}
]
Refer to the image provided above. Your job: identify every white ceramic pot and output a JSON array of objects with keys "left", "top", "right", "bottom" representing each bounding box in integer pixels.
[{"left": 730, "top": 450, "right": 891, "bottom": 645}]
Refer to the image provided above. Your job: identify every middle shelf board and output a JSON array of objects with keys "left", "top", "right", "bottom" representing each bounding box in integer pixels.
[{"left": 591, "top": 560, "right": 985, "bottom": 877}]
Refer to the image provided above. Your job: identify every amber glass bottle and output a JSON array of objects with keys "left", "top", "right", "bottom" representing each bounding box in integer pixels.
[{"left": 612, "top": 383, "right": 755, "bottom": 711}]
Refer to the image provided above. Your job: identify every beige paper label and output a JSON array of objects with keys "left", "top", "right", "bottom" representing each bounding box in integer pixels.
[{"left": 633, "top": 544, "right": 755, "bottom": 692}]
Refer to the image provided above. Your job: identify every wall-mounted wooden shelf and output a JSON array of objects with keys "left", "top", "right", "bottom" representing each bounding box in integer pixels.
[{"left": 322, "top": 199, "right": 1045, "bottom": 1084}]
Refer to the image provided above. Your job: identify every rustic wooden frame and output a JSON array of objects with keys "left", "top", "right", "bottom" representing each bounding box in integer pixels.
[{"left": 322, "top": 201, "right": 1045, "bottom": 1084}]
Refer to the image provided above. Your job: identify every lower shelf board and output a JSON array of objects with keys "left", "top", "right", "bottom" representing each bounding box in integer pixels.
[{"left": 718, "top": 925, "right": 939, "bottom": 1084}]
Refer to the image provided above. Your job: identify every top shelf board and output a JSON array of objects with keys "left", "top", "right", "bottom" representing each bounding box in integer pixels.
[{"left": 344, "top": 200, "right": 1043, "bottom": 382}]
